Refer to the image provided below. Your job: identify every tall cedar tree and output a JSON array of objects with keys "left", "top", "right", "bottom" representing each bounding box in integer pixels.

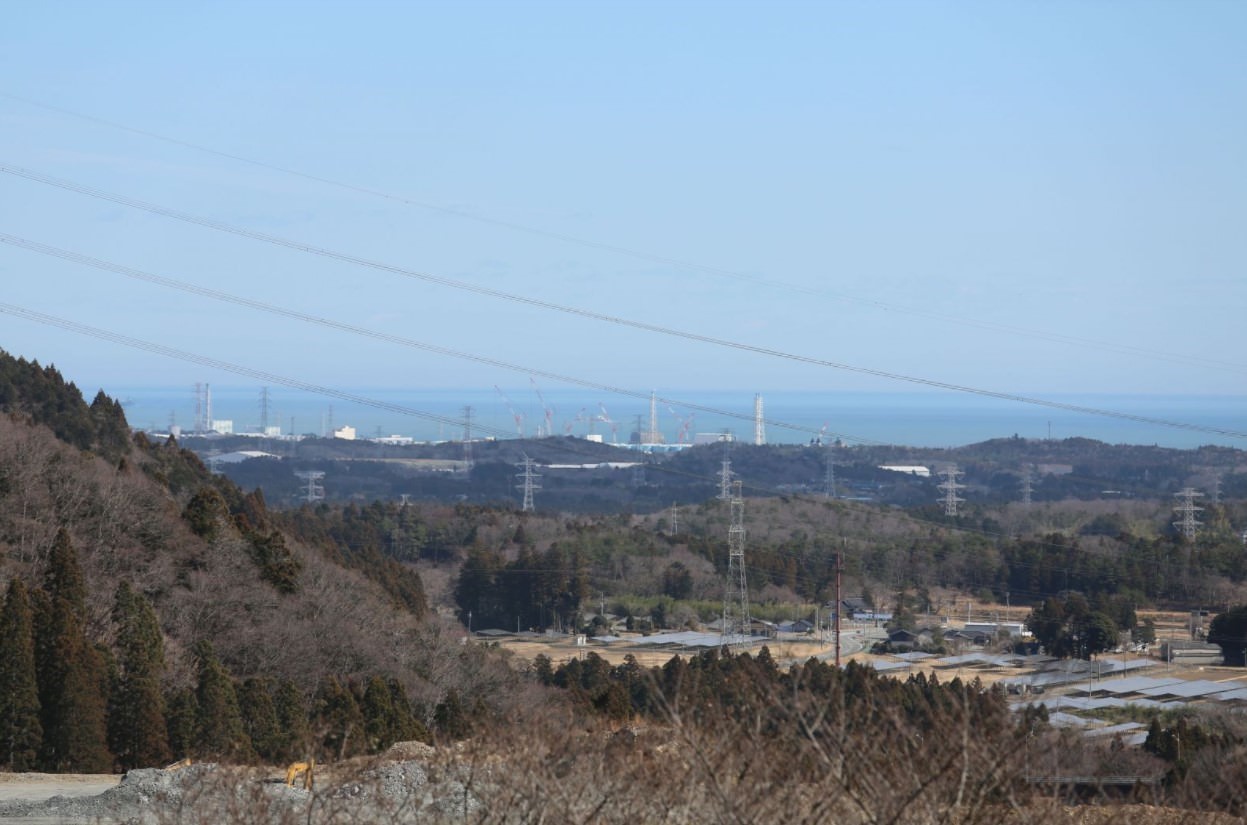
[
  {"left": 315, "top": 677, "right": 362, "bottom": 761},
  {"left": 0, "top": 578, "right": 42, "bottom": 770},
  {"left": 361, "top": 676, "right": 397, "bottom": 753},
  {"left": 273, "top": 680, "right": 312, "bottom": 763},
  {"left": 164, "top": 688, "right": 199, "bottom": 760},
  {"left": 35, "top": 530, "right": 112, "bottom": 772},
  {"left": 238, "top": 678, "right": 283, "bottom": 763},
  {"left": 386, "top": 678, "right": 429, "bottom": 745},
  {"left": 108, "top": 583, "right": 171, "bottom": 769},
  {"left": 192, "top": 641, "right": 253, "bottom": 762}
]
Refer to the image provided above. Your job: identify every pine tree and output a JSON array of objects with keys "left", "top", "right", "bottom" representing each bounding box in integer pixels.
[
  {"left": 35, "top": 532, "right": 112, "bottom": 772},
  {"left": 108, "top": 583, "right": 170, "bottom": 769},
  {"left": 0, "top": 579, "right": 42, "bottom": 770},
  {"left": 192, "top": 641, "right": 253, "bottom": 762}
]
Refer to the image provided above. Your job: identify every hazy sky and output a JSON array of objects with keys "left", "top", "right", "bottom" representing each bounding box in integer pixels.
[{"left": 2, "top": 1, "right": 1245, "bottom": 412}]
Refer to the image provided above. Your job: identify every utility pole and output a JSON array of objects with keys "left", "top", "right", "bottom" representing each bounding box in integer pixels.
[
  {"left": 834, "top": 548, "right": 843, "bottom": 668},
  {"left": 721, "top": 480, "right": 751, "bottom": 647}
]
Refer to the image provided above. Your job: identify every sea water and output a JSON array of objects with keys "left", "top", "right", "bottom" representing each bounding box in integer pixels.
[{"left": 111, "top": 385, "right": 1247, "bottom": 450}]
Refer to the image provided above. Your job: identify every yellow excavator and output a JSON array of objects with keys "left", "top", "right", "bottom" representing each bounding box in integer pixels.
[{"left": 284, "top": 759, "right": 314, "bottom": 790}]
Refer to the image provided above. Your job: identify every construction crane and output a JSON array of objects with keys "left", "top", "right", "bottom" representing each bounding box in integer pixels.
[
  {"left": 529, "top": 377, "right": 554, "bottom": 438},
  {"left": 563, "top": 407, "right": 589, "bottom": 436},
  {"left": 494, "top": 385, "right": 526, "bottom": 437},
  {"left": 667, "top": 405, "right": 694, "bottom": 444},
  {"left": 678, "top": 412, "right": 695, "bottom": 444},
  {"left": 597, "top": 402, "right": 619, "bottom": 444}
]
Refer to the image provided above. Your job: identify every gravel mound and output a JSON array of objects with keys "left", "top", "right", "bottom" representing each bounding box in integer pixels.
[{"left": 0, "top": 757, "right": 481, "bottom": 824}]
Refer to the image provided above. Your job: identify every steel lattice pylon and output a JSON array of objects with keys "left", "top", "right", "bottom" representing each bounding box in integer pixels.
[{"left": 721, "top": 480, "right": 751, "bottom": 647}]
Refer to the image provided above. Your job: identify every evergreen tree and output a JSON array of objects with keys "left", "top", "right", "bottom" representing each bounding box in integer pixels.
[
  {"left": 314, "top": 677, "right": 362, "bottom": 761},
  {"left": 108, "top": 583, "right": 170, "bottom": 769},
  {"left": 272, "top": 680, "right": 312, "bottom": 763},
  {"left": 35, "top": 532, "right": 112, "bottom": 772},
  {"left": 182, "top": 487, "right": 230, "bottom": 541},
  {"left": 165, "top": 688, "right": 199, "bottom": 760},
  {"left": 386, "top": 678, "right": 428, "bottom": 745},
  {"left": 361, "top": 676, "right": 397, "bottom": 753},
  {"left": 89, "top": 389, "right": 131, "bottom": 459},
  {"left": 0, "top": 579, "right": 42, "bottom": 770},
  {"left": 45, "top": 529, "right": 87, "bottom": 621},
  {"left": 192, "top": 641, "right": 253, "bottom": 762},
  {"left": 433, "top": 689, "right": 473, "bottom": 741},
  {"left": 238, "top": 678, "right": 282, "bottom": 763}
]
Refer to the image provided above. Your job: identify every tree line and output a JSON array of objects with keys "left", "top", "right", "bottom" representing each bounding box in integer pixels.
[{"left": 0, "top": 529, "right": 456, "bottom": 774}]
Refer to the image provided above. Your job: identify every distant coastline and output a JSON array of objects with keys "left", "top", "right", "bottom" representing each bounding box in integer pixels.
[{"left": 111, "top": 385, "right": 1247, "bottom": 451}]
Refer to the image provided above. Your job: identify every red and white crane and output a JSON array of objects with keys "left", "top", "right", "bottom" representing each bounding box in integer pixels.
[{"left": 494, "top": 385, "right": 525, "bottom": 437}]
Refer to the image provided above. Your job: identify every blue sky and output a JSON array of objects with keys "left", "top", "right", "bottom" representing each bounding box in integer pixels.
[{"left": 2, "top": 0, "right": 1245, "bottom": 413}]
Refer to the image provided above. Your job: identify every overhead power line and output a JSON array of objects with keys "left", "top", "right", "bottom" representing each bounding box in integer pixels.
[
  {"left": 5, "top": 91, "right": 1242, "bottom": 376},
  {"left": 0, "top": 231, "right": 867, "bottom": 445},
  {"left": 0, "top": 302, "right": 514, "bottom": 440},
  {"left": 0, "top": 298, "right": 1190, "bottom": 605},
  {"left": 3, "top": 163, "right": 1245, "bottom": 442}
]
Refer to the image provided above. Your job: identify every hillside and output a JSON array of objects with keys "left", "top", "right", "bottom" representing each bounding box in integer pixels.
[{"left": 0, "top": 349, "right": 527, "bottom": 772}]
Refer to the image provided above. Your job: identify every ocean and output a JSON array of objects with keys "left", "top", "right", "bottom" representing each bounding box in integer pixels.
[{"left": 111, "top": 385, "right": 1247, "bottom": 450}]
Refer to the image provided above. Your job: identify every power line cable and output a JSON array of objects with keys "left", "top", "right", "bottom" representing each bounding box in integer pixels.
[
  {"left": 0, "top": 302, "right": 517, "bottom": 440},
  {"left": 0, "top": 231, "right": 877, "bottom": 446},
  {"left": 4, "top": 162, "right": 1245, "bottom": 441},
  {"left": 0, "top": 298, "right": 1195, "bottom": 605},
  {"left": 5, "top": 91, "right": 1241, "bottom": 376}
]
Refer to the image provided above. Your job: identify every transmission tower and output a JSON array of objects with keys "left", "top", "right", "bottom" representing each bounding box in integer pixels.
[
  {"left": 1173, "top": 487, "right": 1203, "bottom": 540},
  {"left": 462, "top": 406, "right": 474, "bottom": 471},
  {"left": 1020, "top": 464, "right": 1033, "bottom": 506},
  {"left": 1212, "top": 476, "right": 1222, "bottom": 506},
  {"left": 718, "top": 454, "right": 733, "bottom": 501},
  {"left": 631, "top": 463, "right": 646, "bottom": 488},
  {"left": 938, "top": 464, "right": 965, "bottom": 517},
  {"left": 294, "top": 471, "right": 325, "bottom": 503},
  {"left": 670, "top": 501, "right": 679, "bottom": 534},
  {"left": 753, "top": 394, "right": 766, "bottom": 446},
  {"left": 721, "top": 480, "right": 751, "bottom": 647},
  {"left": 517, "top": 455, "right": 541, "bottom": 511},
  {"left": 823, "top": 443, "right": 837, "bottom": 499}
]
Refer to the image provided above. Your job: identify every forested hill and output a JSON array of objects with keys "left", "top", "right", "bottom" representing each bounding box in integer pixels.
[
  {"left": 0, "top": 348, "right": 514, "bottom": 773},
  {"left": 0, "top": 351, "right": 131, "bottom": 460}
]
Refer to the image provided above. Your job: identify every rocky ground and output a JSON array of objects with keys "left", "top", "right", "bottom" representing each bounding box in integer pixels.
[{"left": 0, "top": 744, "right": 481, "bottom": 825}]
